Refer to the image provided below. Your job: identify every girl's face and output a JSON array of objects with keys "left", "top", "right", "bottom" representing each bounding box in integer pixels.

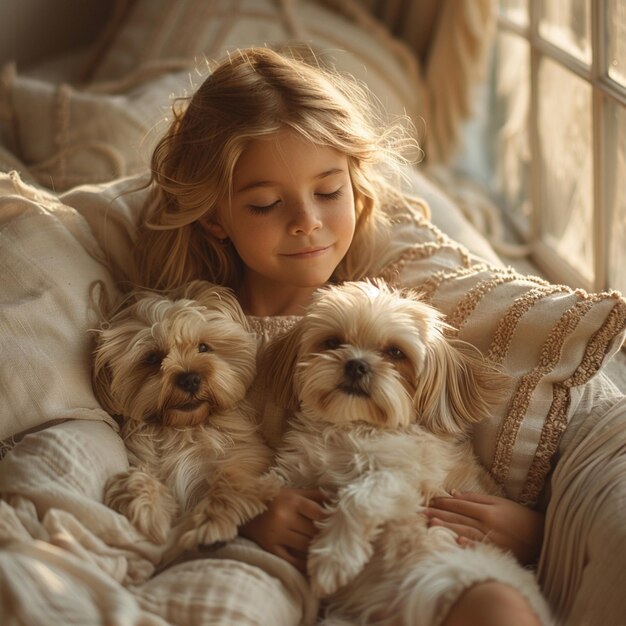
[{"left": 208, "top": 130, "right": 356, "bottom": 315}]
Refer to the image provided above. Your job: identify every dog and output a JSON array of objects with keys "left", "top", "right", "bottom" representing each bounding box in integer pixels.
[
  {"left": 262, "top": 279, "right": 552, "bottom": 626},
  {"left": 91, "top": 280, "right": 280, "bottom": 552}
]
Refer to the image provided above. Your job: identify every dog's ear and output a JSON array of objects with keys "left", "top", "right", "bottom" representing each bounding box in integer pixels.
[
  {"left": 91, "top": 335, "right": 123, "bottom": 418},
  {"left": 413, "top": 337, "right": 511, "bottom": 435},
  {"left": 259, "top": 323, "right": 305, "bottom": 412}
]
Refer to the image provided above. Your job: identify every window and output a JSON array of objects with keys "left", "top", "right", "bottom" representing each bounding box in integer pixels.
[{"left": 490, "top": 0, "right": 626, "bottom": 294}]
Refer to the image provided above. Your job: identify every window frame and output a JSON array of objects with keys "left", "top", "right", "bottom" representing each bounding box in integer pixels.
[{"left": 497, "top": 0, "right": 626, "bottom": 293}]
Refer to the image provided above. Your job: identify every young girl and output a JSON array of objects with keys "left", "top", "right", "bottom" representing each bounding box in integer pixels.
[{"left": 134, "top": 46, "right": 546, "bottom": 626}]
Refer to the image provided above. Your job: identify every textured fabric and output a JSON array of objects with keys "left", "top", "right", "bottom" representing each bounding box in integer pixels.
[
  {"left": 85, "top": 0, "right": 420, "bottom": 129},
  {"left": 538, "top": 396, "right": 626, "bottom": 625},
  {"left": 0, "top": 172, "right": 119, "bottom": 443},
  {"left": 0, "top": 62, "right": 191, "bottom": 191},
  {"left": 373, "top": 204, "right": 626, "bottom": 505},
  {"left": 0, "top": 420, "right": 317, "bottom": 626},
  {"left": 83, "top": 0, "right": 494, "bottom": 164}
]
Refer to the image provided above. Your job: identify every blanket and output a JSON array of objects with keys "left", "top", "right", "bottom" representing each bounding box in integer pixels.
[{"left": 0, "top": 420, "right": 317, "bottom": 626}]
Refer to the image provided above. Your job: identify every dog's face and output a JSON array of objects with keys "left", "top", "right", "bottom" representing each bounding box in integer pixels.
[
  {"left": 93, "top": 285, "right": 256, "bottom": 428},
  {"left": 265, "top": 280, "right": 510, "bottom": 434},
  {"left": 290, "top": 281, "right": 446, "bottom": 429}
]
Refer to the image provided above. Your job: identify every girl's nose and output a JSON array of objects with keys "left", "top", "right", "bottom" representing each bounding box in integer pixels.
[{"left": 288, "top": 201, "right": 322, "bottom": 235}]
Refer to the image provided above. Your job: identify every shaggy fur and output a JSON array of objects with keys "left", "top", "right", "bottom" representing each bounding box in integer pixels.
[
  {"left": 92, "top": 280, "right": 279, "bottom": 552},
  {"left": 263, "top": 280, "right": 552, "bottom": 626}
]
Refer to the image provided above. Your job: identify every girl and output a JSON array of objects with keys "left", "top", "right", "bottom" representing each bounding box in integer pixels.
[{"left": 134, "top": 47, "right": 545, "bottom": 626}]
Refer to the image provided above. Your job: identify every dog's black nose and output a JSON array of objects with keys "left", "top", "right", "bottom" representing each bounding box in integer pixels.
[
  {"left": 177, "top": 372, "right": 201, "bottom": 393},
  {"left": 344, "top": 358, "right": 370, "bottom": 380}
]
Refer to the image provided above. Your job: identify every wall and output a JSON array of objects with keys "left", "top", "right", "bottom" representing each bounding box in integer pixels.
[{"left": 0, "top": 0, "right": 113, "bottom": 70}]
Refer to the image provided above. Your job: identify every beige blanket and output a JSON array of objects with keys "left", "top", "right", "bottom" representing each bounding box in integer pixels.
[{"left": 0, "top": 420, "right": 317, "bottom": 626}]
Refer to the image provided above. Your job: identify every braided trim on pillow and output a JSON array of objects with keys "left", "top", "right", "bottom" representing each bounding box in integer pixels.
[{"left": 376, "top": 202, "right": 626, "bottom": 504}]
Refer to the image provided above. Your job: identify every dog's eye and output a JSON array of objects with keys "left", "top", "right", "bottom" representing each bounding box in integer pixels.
[
  {"left": 198, "top": 343, "right": 212, "bottom": 353},
  {"left": 145, "top": 352, "right": 162, "bottom": 366},
  {"left": 385, "top": 346, "right": 406, "bottom": 360},
  {"left": 324, "top": 337, "right": 342, "bottom": 350}
]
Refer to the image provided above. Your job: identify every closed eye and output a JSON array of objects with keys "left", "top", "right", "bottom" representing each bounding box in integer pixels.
[
  {"left": 248, "top": 200, "right": 280, "bottom": 214},
  {"left": 316, "top": 188, "right": 343, "bottom": 201}
]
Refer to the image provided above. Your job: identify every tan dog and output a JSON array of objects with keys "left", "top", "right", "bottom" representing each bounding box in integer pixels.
[
  {"left": 92, "top": 280, "right": 279, "bottom": 552},
  {"left": 263, "top": 280, "right": 552, "bottom": 626}
]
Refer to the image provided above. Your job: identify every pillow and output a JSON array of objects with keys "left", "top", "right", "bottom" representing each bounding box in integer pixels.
[
  {"left": 59, "top": 174, "right": 150, "bottom": 286},
  {"left": 84, "top": 0, "right": 421, "bottom": 127},
  {"left": 0, "top": 63, "right": 193, "bottom": 191},
  {"left": 374, "top": 205, "right": 626, "bottom": 506},
  {"left": 0, "top": 171, "right": 119, "bottom": 445}
]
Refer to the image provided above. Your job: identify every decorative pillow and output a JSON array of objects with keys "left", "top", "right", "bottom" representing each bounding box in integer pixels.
[
  {"left": 0, "top": 63, "right": 192, "bottom": 191},
  {"left": 0, "top": 171, "right": 119, "bottom": 445},
  {"left": 375, "top": 205, "right": 626, "bottom": 506},
  {"left": 84, "top": 0, "right": 421, "bottom": 127}
]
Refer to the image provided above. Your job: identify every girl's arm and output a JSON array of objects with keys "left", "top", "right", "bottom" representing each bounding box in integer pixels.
[
  {"left": 424, "top": 491, "right": 545, "bottom": 566},
  {"left": 239, "top": 486, "right": 328, "bottom": 573}
]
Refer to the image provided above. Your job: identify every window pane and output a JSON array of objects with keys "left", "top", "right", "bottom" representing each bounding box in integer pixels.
[
  {"left": 498, "top": 0, "right": 529, "bottom": 27},
  {"left": 608, "top": 0, "right": 626, "bottom": 87},
  {"left": 539, "top": 0, "right": 591, "bottom": 64},
  {"left": 490, "top": 32, "right": 531, "bottom": 230},
  {"left": 538, "top": 58, "right": 594, "bottom": 283},
  {"left": 606, "top": 103, "right": 626, "bottom": 293}
]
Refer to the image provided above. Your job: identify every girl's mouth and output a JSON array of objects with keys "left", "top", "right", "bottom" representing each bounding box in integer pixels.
[{"left": 282, "top": 246, "right": 330, "bottom": 259}]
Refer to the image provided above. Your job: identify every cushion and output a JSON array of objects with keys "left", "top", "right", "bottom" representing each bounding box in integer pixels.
[
  {"left": 0, "top": 63, "right": 193, "bottom": 191},
  {"left": 84, "top": 0, "right": 421, "bottom": 128},
  {"left": 0, "top": 171, "right": 119, "bottom": 444},
  {"left": 374, "top": 206, "right": 626, "bottom": 506}
]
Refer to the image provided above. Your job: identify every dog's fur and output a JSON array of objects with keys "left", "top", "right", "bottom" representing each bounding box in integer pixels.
[
  {"left": 92, "top": 280, "right": 279, "bottom": 551},
  {"left": 263, "top": 280, "right": 552, "bottom": 626}
]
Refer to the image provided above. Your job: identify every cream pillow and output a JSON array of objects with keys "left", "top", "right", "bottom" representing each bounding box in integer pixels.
[
  {"left": 85, "top": 0, "right": 421, "bottom": 126},
  {"left": 375, "top": 205, "right": 626, "bottom": 506},
  {"left": 0, "top": 64, "right": 192, "bottom": 191},
  {"left": 0, "top": 172, "right": 119, "bottom": 444}
]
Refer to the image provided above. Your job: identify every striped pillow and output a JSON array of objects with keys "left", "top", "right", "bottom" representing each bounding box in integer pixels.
[{"left": 377, "top": 204, "right": 626, "bottom": 506}]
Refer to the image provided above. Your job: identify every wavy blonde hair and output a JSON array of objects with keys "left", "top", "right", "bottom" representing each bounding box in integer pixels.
[{"left": 134, "top": 46, "right": 418, "bottom": 292}]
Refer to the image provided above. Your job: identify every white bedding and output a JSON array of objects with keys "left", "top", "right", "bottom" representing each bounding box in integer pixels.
[{"left": 0, "top": 420, "right": 316, "bottom": 626}]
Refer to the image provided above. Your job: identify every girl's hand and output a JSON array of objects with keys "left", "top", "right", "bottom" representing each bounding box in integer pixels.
[
  {"left": 239, "top": 487, "right": 328, "bottom": 573},
  {"left": 424, "top": 491, "right": 545, "bottom": 566}
]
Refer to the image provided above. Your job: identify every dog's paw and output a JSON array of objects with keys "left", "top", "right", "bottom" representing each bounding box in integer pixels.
[
  {"left": 105, "top": 470, "right": 177, "bottom": 544},
  {"left": 308, "top": 550, "right": 365, "bottom": 597},
  {"left": 177, "top": 518, "right": 239, "bottom": 550}
]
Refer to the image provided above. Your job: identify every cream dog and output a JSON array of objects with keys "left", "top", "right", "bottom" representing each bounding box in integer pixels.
[
  {"left": 92, "top": 280, "right": 279, "bottom": 551},
  {"left": 263, "top": 280, "right": 552, "bottom": 626}
]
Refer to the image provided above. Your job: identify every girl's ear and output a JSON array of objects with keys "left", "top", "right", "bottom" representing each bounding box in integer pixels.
[{"left": 199, "top": 216, "right": 229, "bottom": 240}]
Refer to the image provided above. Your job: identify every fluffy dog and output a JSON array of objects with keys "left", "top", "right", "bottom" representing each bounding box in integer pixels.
[
  {"left": 263, "top": 280, "right": 552, "bottom": 626},
  {"left": 92, "top": 280, "right": 279, "bottom": 551}
]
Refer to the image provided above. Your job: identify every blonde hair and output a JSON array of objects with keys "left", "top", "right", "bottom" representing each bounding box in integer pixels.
[{"left": 134, "top": 46, "right": 418, "bottom": 292}]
